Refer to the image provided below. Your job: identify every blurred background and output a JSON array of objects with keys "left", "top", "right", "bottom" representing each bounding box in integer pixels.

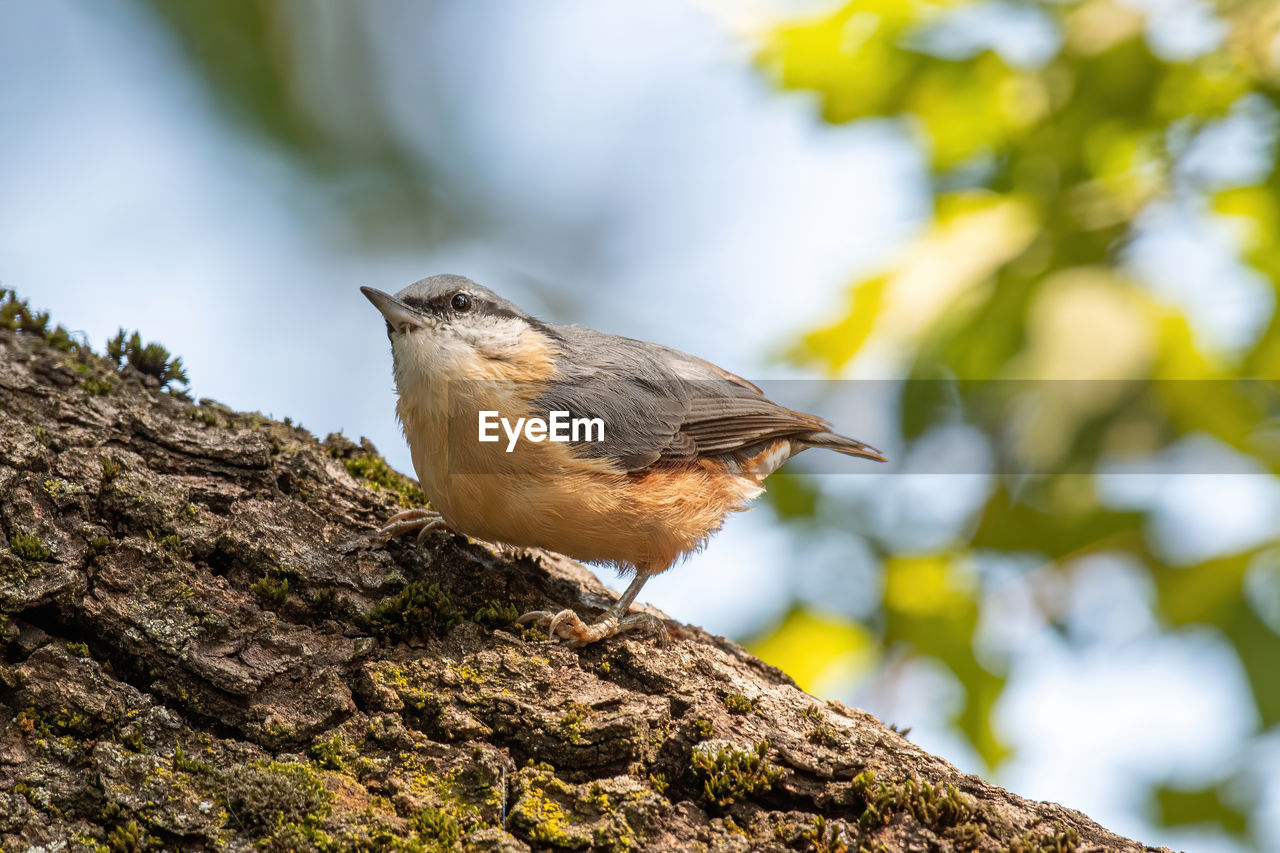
[{"left": 2, "top": 0, "right": 1279, "bottom": 849}]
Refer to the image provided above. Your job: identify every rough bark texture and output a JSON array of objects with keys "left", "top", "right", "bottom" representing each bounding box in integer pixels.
[{"left": 0, "top": 318, "right": 1170, "bottom": 853}]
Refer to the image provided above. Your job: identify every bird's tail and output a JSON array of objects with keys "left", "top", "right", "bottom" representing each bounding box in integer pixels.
[{"left": 798, "top": 431, "right": 887, "bottom": 463}]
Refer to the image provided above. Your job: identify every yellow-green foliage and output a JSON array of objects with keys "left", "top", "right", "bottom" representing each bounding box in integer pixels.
[
  {"left": 760, "top": 2, "right": 1280, "bottom": 840},
  {"left": 18, "top": 705, "right": 92, "bottom": 738},
  {"left": 0, "top": 289, "right": 27, "bottom": 331},
  {"left": 691, "top": 739, "right": 783, "bottom": 808}
]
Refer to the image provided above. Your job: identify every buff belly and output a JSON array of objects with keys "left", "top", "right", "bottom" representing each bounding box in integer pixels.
[{"left": 397, "top": 368, "right": 772, "bottom": 573}]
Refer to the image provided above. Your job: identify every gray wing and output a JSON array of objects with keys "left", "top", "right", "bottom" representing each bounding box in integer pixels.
[{"left": 533, "top": 327, "right": 831, "bottom": 472}]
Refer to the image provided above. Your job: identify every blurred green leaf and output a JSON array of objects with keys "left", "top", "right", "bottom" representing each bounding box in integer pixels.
[{"left": 1155, "top": 782, "right": 1251, "bottom": 836}]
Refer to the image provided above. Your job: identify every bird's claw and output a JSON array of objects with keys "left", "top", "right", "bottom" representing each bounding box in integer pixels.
[
  {"left": 378, "top": 508, "right": 450, "bottom": 543},
  {"left": 516, "top": 607, "right": 667, "bottom": 648}
]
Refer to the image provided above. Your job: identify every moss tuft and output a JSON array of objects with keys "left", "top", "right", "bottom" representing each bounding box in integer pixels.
[
  {"left": 802, "top": 815, "right": 848, "bottom": 853},
  {"left": 308, "top": 586, "right": 338, "bottom": 617},
  {"left": 310, "top": 732, "right": 352, "bottom": 771},
  {"left": 251, "top": 570, "right": 291, "bottom": 608},
  {"left": 1008, "top": 825, "right": 1080, "bottom": 853},
  {"left": 407, "top": 805, "right": 464, "bottom": 849},
  {"left": 333, "top": 439, "right": 427, "bottom": 509},
  {"left": 188, "top": 406, "right": 219, "bottom": 427},
  {"left": 9, "top": 533, "right": 53, "bottom": 562},
  {"left": 219, "top": 760, "right": 331, "bottom": 836},
  {"left": 43, "top": 324, "right": 77, "bottom": 352},
  {"left": 106, "top": 819, "right": 160, "bottom": 852},
  {"left": 106, "top": 328, "right": 189, "bottom": 389},
  {"left": 1, "top": 290, "right": 81, "bottom": 352},
  {"left": 367, "top": 580, "right": 463, "bottom": 639},
  {"left": 722, "top": 693, "right": 755, "bottom": 715},
  {"left": 850, "top": 769, "right": 973, "bottom": 831},
  {"left": 159, "top": 533, "right": 185, "bottom": 557},
  {"left": 558, "top": 703, "right": 590, "bottom": 745},
  {"left": 691, "top": 739, "right": 783, "bottom": 808},
  {"left": 172, "top": 742, "right": 214, "bottom": 775},
  {"left": 0, "top": 289, "right": 24, "bottom": 330},
  {"left": 472, "top": 599, "right": 519, "bottom": 629},
  {"left": 807, "top": 722, "right": 842, "bottom": 748}
]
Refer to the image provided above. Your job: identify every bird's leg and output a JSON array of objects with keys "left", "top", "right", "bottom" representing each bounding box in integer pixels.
[
  {"left": 517, "top": 572, "right": 666, "bottom": 648},
  {"left": 378, "top": 507, "right": 451, "bottom": 543}
]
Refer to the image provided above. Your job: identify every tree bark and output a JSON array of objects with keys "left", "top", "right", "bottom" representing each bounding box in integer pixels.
[{"left": 0, "top": 323, "right": 1171, "bottom": 852}]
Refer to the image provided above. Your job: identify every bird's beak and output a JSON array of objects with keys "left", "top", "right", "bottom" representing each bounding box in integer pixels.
[{"left": 361, "top": 286, "right": 424, "bottom": 331}]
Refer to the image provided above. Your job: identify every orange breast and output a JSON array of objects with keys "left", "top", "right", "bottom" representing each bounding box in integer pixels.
[{"left": 430, "top": 458, "right": 763, "bottom": 574}]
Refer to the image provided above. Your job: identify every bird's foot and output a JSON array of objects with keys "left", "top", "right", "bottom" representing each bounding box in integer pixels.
[
  {"left": 378, "top": 508, "right": 451, "bottom": 543},
  {"left": 516, "top": 608, "right": 667, "bottom": 648}
]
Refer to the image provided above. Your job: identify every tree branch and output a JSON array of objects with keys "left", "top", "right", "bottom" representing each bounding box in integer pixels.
[{"left": 0, "top": 321, "right": 1168, "bottom": 852}]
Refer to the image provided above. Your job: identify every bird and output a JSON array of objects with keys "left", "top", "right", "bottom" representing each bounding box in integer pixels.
[{"left": 361, "top": 274, "right": 884, "bottom": 647}]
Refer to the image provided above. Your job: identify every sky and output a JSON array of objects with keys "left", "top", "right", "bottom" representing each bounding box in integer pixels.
[{"left": 1, "top": 1, "right": 1276, "bottom": 849}]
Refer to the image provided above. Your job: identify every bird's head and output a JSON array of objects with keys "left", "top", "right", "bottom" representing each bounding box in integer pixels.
[{"left": 361, "top": 275, "right": 559, "bottom": 389}]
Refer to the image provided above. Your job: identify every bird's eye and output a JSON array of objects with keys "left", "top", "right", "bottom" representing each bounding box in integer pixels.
[{"left": 451, "top": 292, "right": 472, "bottom": 313}]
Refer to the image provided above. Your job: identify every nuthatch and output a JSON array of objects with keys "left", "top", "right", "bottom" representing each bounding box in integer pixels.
[{"left": 362, "top": 274, "right": 884, "bottom": 647}]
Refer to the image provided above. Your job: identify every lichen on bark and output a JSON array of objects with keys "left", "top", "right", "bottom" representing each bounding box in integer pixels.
[{"left": 0, "top": 299, "right": 1169, "bottom": 852}]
